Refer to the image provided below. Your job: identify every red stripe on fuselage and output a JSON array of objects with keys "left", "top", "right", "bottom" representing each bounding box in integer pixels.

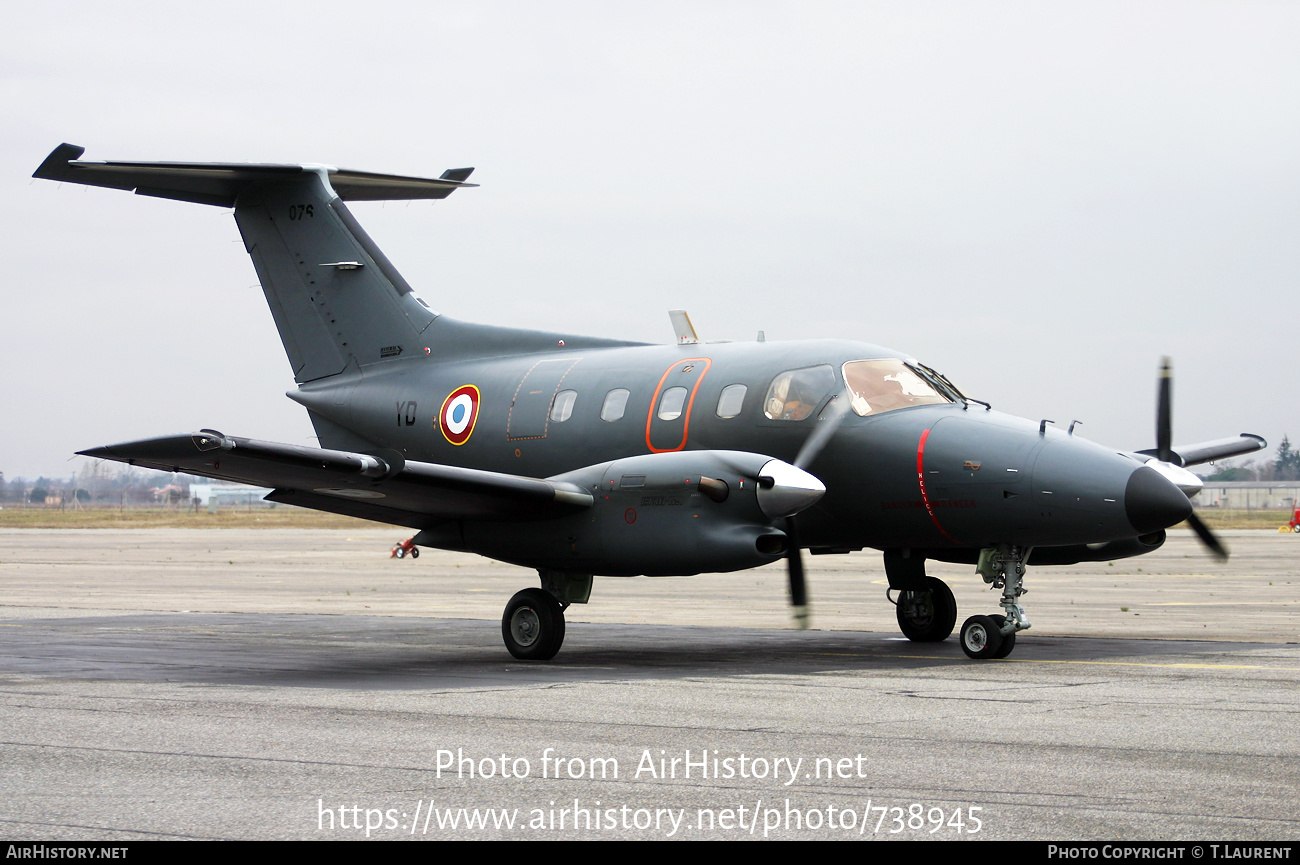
[{"left": 917, "top": 428, "right": 961, "bottom": 544}]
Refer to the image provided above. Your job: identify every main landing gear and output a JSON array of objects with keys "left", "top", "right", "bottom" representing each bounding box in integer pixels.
[
  {"left": 886, "top": 550, "right": 957, "bottom": 645},
  {"left": 893, "top": 576, "right": 957, "bottom": 642},
  {"left": 500, "top": 570, "right": 592, "bottom": 661},
  {"left": 886, "top": 549, "right": 961, "bottom": 645},
  {"left": 502, "top": 588, "right": 566, "bottom": 660}
]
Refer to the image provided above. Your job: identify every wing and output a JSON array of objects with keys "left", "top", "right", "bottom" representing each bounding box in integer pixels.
[
  {"left": 79, "top": 431, "right": 592, "bottom": 530},
  {"left": 1135, "top": 433, "right": 1267, "bottom": 468}
]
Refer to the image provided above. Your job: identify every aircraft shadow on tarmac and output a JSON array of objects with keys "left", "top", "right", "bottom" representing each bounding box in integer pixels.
[{"left": 0, "top": 612, "right": 1281, "bottom": 691}]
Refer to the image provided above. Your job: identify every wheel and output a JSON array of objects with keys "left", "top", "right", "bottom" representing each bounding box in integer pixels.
[
  {"left": 1292, "top": 525, "right": 1299, "bottom": 533},
  {"left": 394, "top": 547, "right": 405, "bottom": 558},
  {"left": 989, "top": 614, "right": 1016, "bottom": 659},
  {"left": 895, "top": 576, "right": 957, "bottom": 642},
  {"left": 410, "top": 547, "right": 419, "bottom": 558},
  {"left": 501, "top": 588, "right": 566, "bottom": 660},
  {"left": 960, "top": 615, "right": 1003, "bottom": 660}
]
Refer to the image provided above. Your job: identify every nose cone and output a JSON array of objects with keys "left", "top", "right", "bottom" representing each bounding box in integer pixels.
[
  {"left": 1125, "top": 465, "right": 1193, "bottom": 534},
  {"left": 756, "top": 459, "right": 826, "bottom": 519}
]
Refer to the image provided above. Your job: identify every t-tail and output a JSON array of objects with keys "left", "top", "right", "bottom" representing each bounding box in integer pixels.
[{"left": 35, "top": 143, "right": 476, "bottom": 383}]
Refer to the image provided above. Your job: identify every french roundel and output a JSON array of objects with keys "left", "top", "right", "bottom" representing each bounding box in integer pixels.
[{"left": 439, "top": 385, "right": 480, "bottom": 445}]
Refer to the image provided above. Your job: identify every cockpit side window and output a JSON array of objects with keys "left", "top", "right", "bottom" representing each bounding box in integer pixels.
[
  {"left": 842, "top": 359, "right": 950, "bottom": 417},
  {"left": 763, "top": 365, "right": 835, "bottom": 421}
]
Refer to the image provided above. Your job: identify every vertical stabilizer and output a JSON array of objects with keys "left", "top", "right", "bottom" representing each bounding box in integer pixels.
[
  {"left": 233, "top": 177, "right": 438, "bottom": 382},
  {"left": 33, "top": 144, "right": 476, "bottom": 383}
]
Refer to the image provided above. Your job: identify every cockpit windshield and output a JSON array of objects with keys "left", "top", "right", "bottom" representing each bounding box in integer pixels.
[{"left": 842, "top": 359, "right": 951, "bottom": 417}]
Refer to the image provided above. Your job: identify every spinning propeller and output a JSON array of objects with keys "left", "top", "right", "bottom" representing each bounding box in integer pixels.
[
  {"left": 783, "top": 396, "right": 851, "bottom": 628},
  {"left": 1149, "top": 358, "right": 1228, "bottom": 560}
]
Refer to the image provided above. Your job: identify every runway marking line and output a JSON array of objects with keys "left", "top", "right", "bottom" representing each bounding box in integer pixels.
[
  {"left": 890, "top": 654, "right": 1288, "bottom": 670},
  {"left": 1145, "top": 601, "right": 1296, "bottom": 606},
  {"left": 789, "top": 651, "right": 1290, "bottom": 670}
]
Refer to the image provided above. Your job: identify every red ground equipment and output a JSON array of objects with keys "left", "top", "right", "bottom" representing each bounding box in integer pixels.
[{"left": 390, "top": 537, "right": 420, "bottom": 558}]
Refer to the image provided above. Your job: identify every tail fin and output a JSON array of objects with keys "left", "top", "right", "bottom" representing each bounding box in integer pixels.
[{"left": 34, "top": 143, "right": 475, "bottom": 383}]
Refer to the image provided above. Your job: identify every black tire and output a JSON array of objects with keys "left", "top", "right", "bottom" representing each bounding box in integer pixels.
[
  {"left": 989, "top": 614, "right": 1016, "bottom": 659},
  {"left": 501, "top": 588, "right": 566, "bottom": 661},
  {"left": 895, "top": 576, "right": 957, "bottom": 642},
  {"left": 410, "top": 547, "right": 419, "bottom": 558},
  {"left": 959, "top": 615, "right": 1003, "bottom": 660},
  {"left": 1293, "top": 525, "right": 1299, "bottom": 534},
  {"left": 394, "top": 547, "right": 405, "bottom": 559}
]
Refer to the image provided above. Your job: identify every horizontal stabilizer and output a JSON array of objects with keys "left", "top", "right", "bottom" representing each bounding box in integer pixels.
[
  {"left": 79, "top": 431, "right": 591, "bottom": 530},
  {"left": 34, "top": 143, "right": 475, "bottom": 207},
  {"left": 1136, "top": 433, "right": 1267, "bottom": 468}
]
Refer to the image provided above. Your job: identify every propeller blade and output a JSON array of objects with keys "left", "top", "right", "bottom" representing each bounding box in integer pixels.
[
  {"left": 782, "top": 396, "right": 847, "bottom": 628},
  {"left": 795, "top": 394, "right": 849, "bottom": 470},
  {"left": 1185, "top": 510, "right": 1228, "bottom": 561},
  {"left": 784, "top": 518, "right": 810, "bottom": 629},
  {"left": 1145, "top": 357, "right": 1229, "bottom": 562},
  {"left": 1157, "top": 357, "right": 1174, "bottom": 464}
]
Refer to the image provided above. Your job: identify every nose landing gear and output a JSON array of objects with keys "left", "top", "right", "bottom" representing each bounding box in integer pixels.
[{"left": 960, "top": 544, "right": 1030, "bottom": 660}]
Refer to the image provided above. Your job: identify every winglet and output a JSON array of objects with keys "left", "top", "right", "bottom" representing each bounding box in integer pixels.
[{"left": 33, "top": 143, "right": 88, "bottom": 182}]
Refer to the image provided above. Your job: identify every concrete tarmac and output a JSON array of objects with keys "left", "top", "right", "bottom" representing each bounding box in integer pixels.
[{"left": 0, "top": 528, "right": 1297, "bottom": 840}]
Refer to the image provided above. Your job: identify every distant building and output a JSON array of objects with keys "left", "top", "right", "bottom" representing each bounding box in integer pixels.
[
  {"left": 1195, "top": 482, "right": 1300, "bottom": 510},
  {"left": 189, "top": 483, "right": 275, "bottom": 507}
]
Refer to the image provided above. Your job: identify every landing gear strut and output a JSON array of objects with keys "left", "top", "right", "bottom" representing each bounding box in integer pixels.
[{"left": 960, "top": 544, "right": 1030, "bottom": 660}]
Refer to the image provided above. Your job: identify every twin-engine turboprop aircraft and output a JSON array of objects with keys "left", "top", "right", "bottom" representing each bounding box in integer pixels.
[{"left": 36, "top": 143, "right": 1266, "bottom": 661}]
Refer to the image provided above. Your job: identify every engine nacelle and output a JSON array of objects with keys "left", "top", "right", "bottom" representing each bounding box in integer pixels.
[{"left": 443, "top": 450, "right": 823, "bottom": 576}]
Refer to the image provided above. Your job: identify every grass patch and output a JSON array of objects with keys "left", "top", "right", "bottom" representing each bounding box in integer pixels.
[
  {"left": 0, "top": 506, "right": 376, "bottom": 530},
  {"left": 1, "top": 506, "right": 1290, "bottom": 532},
  {"left": 1177, "top": 509, "right": 1294, "bottom": 531}
]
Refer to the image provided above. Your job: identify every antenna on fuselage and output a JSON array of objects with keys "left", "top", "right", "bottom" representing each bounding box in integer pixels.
[{"left": 668, "top": 309, "right": 699, "bottom": 345}]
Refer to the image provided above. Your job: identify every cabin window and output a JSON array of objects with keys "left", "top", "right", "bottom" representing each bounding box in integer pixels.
[
  {"left": 601, "top": 388, "right": 630, "bottom": 422},
  {"left": 842, "top": 359, "right": 949, "bottom": 417},
  {"left": 657, "top": 386, "right": 688, "bottom": 421},
  {"left": 550, "top": 389, "right": 577, "bottom": 422},
  {"left": 763, "top": 365, "right": 835, "bottom": 420},
  {"left": 716, "top": 384, "right": 747, "bottom": 419}
]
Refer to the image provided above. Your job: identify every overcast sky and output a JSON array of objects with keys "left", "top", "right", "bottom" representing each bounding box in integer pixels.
[{"left": 3, "top": 1, "right": 1297, "bottom": 481}]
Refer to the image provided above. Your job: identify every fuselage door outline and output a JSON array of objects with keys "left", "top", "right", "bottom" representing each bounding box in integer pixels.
[{"left": 645, "top": 357, "right": 712, "bottom": 453}]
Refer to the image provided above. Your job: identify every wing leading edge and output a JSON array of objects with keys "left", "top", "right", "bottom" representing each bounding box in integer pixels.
[{"left": 79, "top": 431, "right": 592, "bottom": 530}]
